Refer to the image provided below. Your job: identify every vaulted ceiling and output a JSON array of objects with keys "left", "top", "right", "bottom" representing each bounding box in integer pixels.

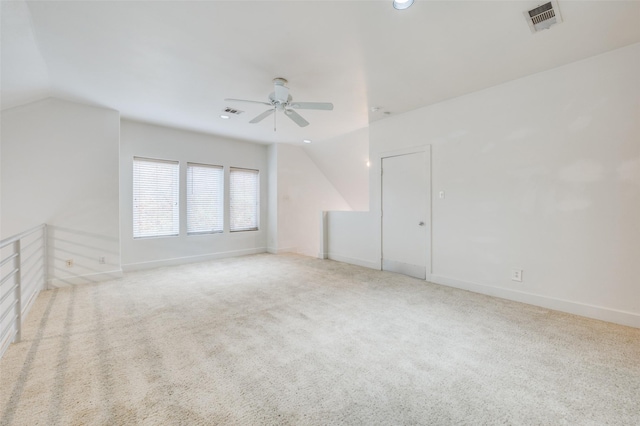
[{"left": 2, "top": 1, "right": 639, "bottom": 144}]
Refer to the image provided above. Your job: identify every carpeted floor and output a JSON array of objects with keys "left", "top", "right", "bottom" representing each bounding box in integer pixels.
[{"left": 1, "top": 253, "right": 638, "bottom": 425}]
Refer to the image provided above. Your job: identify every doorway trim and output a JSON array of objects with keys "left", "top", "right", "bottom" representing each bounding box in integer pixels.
[{"left": 378, "top": 145, "right": 432, "bottom": 280}]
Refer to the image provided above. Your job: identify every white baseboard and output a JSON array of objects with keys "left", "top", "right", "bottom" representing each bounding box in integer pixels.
[
  {"left": 328, "top": 253, "right": 380, "bottom": 271},
  {"left": 267, "top": 246, "right": 296, "bottom": 255},
  {"left": 292, "top": 248, "right": 318, "bottom": 258},
  {"left": 48, "top": 269, "right": 124, "bottom": 288},
  {"left": 267, "top": 247, "right": 324, "bottom": 259},
  {"left": 122, "top": 247, "right": 268, "bottom": 272},
  {"left": 429, "top": 274, "right": 640, "bottom": 329},
  {"left": 268, "top": 247, "right": 319, "bottom": 258}
]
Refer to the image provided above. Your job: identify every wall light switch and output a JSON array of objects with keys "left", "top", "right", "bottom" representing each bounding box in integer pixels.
[{"left": 439, "top": 191, "right": 445, "bottom": 199}]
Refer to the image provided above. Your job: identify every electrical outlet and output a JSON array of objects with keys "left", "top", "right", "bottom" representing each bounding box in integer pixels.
[
  {"left": 98, "top": 256, "right": 106, "bottom": 265},
  {"left": 66, "top": 259, "right": 74, "bottom": 268},
  {"left": 511, "top": 269, "right": 523, "bottom": 282}
]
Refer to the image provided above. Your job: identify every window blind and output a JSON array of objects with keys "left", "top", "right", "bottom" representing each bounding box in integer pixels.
[
  {"left": 187, "top": 163, "right": 223, "bottom": 234},
  {"left": 230, "top": 168, "right": 259, "bottom": 232},
  {"left": 133, "top": 157, "right": 179, "bottom": 238}
]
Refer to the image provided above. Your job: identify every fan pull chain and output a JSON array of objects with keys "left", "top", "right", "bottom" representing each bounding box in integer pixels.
[{"left": 274, "top": 107, "right": 277, "bottom": 132}]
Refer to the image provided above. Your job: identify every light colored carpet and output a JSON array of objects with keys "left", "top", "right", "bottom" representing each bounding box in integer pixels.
[{"left": 1, "top": 253, "right": 638, "bottom": 425}]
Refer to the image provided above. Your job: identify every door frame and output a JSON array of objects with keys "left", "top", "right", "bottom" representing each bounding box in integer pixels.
[{"left": 378, "top": 145, "right": 432, "bottom": 280}]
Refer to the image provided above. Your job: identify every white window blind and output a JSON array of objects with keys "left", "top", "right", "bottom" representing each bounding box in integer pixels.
[
  {"left": 133, "top": 157, "right": 179, "bottom": 238},
  {"left": 187, "top": 163, "right": 223, "bottom": 234},
  {"left": 230, "top": 168, "right": 259, "bottom": 232}
]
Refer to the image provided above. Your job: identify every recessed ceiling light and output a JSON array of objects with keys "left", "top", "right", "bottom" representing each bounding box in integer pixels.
[
  {"left": 393, "top": 0, "right": 414, "bottom": 10},
  {"left": 370, "top": 106, "right": 381, "bottom": 112},
  {"left": 303, "top": 139, "right": 312, "bottom": 144},
  {"left": 220, "top": 114, "right": 230, "bottom": 119}
]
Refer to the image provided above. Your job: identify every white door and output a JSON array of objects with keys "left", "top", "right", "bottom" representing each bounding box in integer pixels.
[{"left": 382, "top": 151, "right": 429, "bottom": 279}]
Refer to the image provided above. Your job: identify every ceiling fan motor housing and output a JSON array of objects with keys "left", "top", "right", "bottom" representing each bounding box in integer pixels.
[{"left": 273, "top": 78, "right": 290, "bottom": 104}]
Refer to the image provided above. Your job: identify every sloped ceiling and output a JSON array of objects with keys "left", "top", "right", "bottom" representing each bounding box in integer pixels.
[
  {"left": 2, "top": 0, "right": 640, "bottom": 145},
  {"left": 303, "top": 127, "right": 370, "bottom": 211},
  {"left": 0, "top": 1, "right": 50, "bottom": 107}
]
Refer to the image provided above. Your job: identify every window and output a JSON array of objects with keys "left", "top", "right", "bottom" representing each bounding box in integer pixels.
[
  {"left": 187, "top": 163, "right": 223, "bottom": 234},
  {"left": 133, "top": 157, "right": 179, "bottom": 238},
  {"left": 230, "top": 168, "right": 259, "bottom": 232}
]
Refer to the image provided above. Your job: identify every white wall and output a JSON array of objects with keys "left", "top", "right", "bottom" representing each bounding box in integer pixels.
[
  {"left": 119, "top": 120, "right": 268, "bottom": 270},
  {"left": 273, "top": 144, "right": 352, "bottom": 257},
  {"left": 1, "top": 98, "right": 121, "bottom": 286},
  {"left": 303, "top": 127, "right": 370, "bottom": 211},
  {"left": 328, "top": 43, "right": 640, "bottom": 327},
  {"left": 326, "top": 211, "right": 378, "bottom": 269},
  {"left": 267, "top": 144, "right": 278, "bottom": 253}
]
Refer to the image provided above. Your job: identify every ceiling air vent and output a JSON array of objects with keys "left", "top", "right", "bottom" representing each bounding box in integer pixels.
[
  {"left": 223, "top": 107, "right": 244, "bottom": 115},
  {"left": 524, "top": 1, "right": 562, "bottom": 33}
]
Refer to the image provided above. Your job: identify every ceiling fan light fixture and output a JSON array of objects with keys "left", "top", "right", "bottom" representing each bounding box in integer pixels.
[{"left": 393, "top": 0, "right": 414, "bottom": 10}]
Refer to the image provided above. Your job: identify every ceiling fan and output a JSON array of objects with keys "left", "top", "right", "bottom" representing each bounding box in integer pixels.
[{"left": 225, "top": 78, "right": 333, "bottom": 130}]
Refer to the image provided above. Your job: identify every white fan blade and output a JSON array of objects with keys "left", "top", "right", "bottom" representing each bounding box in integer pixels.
[
  {"left": 274, "top": 84, "right": 289, "bottom": 103},
  {"left": 225, "top": 98, "right": 272, "bottom": 106},
  {"left": 250, "top": 109, "right": 275, "bottom": 124},
  {"left": 289, "top": 102, "right": 334, "bottom": 111},
  {"left": 285, "top": 109, "right": 310, "bottom": 127}
]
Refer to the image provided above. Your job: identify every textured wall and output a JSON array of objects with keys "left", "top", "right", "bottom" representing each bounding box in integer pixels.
[
  {"left": 329, "top": 43, "right": 640, "bottom": 326},
  {"left": 119, "top": 120, "right": 268, "bottom": 270},
  {"left": 1, "top": 98, "right": 121, "bottom": 285}
]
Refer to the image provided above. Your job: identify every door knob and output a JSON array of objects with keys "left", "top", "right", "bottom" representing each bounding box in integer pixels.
[{"left": 418, "top": 221, "right": 425, "bottom": 226}]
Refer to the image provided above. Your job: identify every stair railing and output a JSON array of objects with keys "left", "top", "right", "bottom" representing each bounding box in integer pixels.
[{"left": 0, "top": 224, "right": 48, "bottom": 359}]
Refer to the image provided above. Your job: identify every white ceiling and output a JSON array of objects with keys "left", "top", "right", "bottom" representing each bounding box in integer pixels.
[{"left": 2, "top": 0, "right": 640, "bottom": 145}]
